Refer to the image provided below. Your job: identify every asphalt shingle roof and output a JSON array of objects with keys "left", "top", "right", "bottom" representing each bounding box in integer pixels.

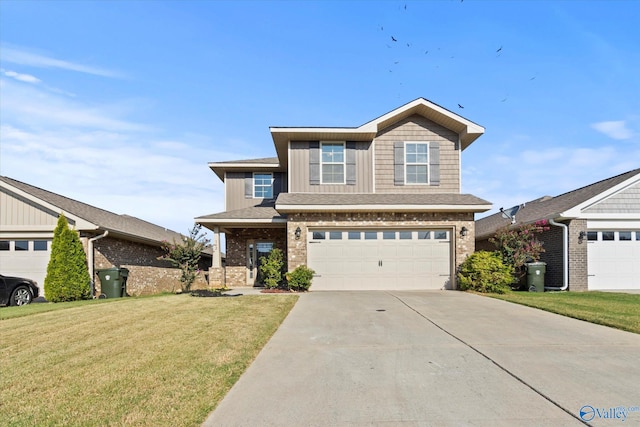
[
  {"left": 276, "top": 192, "right": 491, "bottom": 207},
  {"left": 0, "top": 176, "right": 184, "bottom": 245},
  {"left": 476, "top": 168, "right": 640, "bottom": 239},
  {"left": 196, "top": 203, "right": 285, "bottom": 221}
]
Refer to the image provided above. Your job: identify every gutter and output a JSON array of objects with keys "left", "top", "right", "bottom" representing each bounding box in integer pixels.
[
  {"left": 545, "top": 218, "right": 568, "bottom": 291},
  {"left": 88, "top": 230, "right": 109, "bottom": 297}
]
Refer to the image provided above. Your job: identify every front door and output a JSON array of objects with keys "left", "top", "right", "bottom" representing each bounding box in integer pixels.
[{"left": 247, "top": 241, "right": 275, "bottom": 287}]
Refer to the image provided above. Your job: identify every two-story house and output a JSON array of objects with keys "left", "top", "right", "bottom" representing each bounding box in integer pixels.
[{"left": 196, "top": 98, "right": 492, "bottom": 290}]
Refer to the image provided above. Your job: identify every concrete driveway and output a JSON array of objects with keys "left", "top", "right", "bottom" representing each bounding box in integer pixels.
[{"left": 203, "top": 291, "right": 640, "bottom": 426}]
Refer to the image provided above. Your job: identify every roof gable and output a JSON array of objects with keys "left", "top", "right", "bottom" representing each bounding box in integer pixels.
[
  {"left": 476, "top": 169, "right": 640, "bottom": 239},
  {"left": 0, "top": 176, "right": 184, "bottom": 246},
  {"left": 269, "top": 97, "right": 485, "bottom": 167}
]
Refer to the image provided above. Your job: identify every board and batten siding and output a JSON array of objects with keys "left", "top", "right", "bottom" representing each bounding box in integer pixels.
[
  {"left": 225, "top": 172, "right": 287, "bottom": 211},
  {"left": 583, "top": 182, "right": 640, "bottom": 213},
  {"left": 289, "top": 141, "right": 373, "bottom": 193},
  {"left": 375, "top": 114, "right": 460, "bottom": 193},
  {"left": 0, "top": 188, "right": 59, "bottom": 229}
]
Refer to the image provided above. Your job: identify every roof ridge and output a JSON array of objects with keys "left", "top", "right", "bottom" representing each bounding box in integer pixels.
[{"left": 550, "top": 168, "right": 640, "bottom": 200}]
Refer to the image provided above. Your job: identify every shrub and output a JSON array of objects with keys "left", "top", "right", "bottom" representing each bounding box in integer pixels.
[
  {"left": 159, "top": 224, "right": 210, "bottom": 292},
  {"left": 490, "top": 220, "right": 550, "bottom": 282},
  {"left": 286, "top": 265, "right": 315, "bottom": 292},
  {"left": 44, "top": 214, "right": 92, "bottom": 302},
  {"left": 457, "top": 251, "right": 514, "bottom": 294},
  {"left": 259, "top": 248, "right": 285, "bottom": 289}
]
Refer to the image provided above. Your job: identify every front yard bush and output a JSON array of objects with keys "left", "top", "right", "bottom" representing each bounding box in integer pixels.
[
  {"left": 259, "top": 248, "right": 285, "bottom": 289},
  {"left": 44, "top": 214, "right": 91, "bottom": 302},
  {"left": 457, "top": 251, "right": 514, "bottom": 294},
  {"left": 286, "top": 265, "right": 315, "bottom": 291}
]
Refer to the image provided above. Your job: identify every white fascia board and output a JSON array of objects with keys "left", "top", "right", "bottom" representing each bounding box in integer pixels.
[
  {"left": 561, "top": 174, "right": 640, "bottom": 217},
  {"left": 208, "top": 162, "right": 280, "bottom": 168},
  {"left": 276, "top": 204, "right": 493, "bottom": 213},
  {"left": 196, "top": 218, "right": 287, "bottom": 224},
  {"left": 0, "top": 182, "right": 98, "bottom": 231}
]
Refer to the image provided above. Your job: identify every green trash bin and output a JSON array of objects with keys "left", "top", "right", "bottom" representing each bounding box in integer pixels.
[
  {"left": 97, "top": 267, "right": 129, "bottom": 298},
  {"left": 526, "top": 262, "right": 546, "bottom": 292}
]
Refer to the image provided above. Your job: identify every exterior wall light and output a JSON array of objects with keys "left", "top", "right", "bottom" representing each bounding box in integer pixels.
[
  {"left": 295, "top": 226, "right": 302, "bottom": 240},
  {"left": 578, "top": 231, "right": 586, "bottom": 243},
  {"left": 460, "top": 226, "right": 468, "bottom": 237}
]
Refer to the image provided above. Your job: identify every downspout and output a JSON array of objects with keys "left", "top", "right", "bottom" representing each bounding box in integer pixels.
[
  {"left": 545, "top": 219, "right": 568, "bottom": 291},
  {"left": 88, "top": 230, "right": 109, "bottom": 298}
]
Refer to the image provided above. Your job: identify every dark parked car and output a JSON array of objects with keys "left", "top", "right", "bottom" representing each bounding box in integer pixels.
[{"left": 0, "top": 274, "right": 39, "bottom": 306}]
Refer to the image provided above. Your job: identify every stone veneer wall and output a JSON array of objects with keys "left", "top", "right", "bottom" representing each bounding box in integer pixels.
[
  {"left": 286, "top": 211, "right": 475, "bottom": 289},
  {"left": 224, "top": 227, "right": 287, "bottom": 287},
  {"left": 83, "top": 235, "right": 209, "bottom": 296}
]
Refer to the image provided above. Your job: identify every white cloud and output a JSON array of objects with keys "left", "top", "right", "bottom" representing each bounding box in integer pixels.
[
  {"left": 591, "top": 120, "right": 634, "bottom": 140},
  {"left": 1, "top": 69, "right": 41, "bottom": 84},
  {"left": 1, "top": 45, "right": 124, "bottom": 78}
]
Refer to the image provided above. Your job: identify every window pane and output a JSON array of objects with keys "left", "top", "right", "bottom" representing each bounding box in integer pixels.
[
  {"left": 636, "top": 232, "right": 640, "bottom": 241},
  {"left": 383, "top": 231, "right": 396, "bottom": 240},
  {"left": 364, "top": 231, "right": 377, "bottom": 240},
  {"left": 619, "top": 231, "right": 632, "bottom": 241},
  {"left": 406, "top": 165, "right": 428, "bottom": 184},
  {"left": 602, "top": 231, "right": 614, "bottom": 241},
  {"left": 312, "top": 231, "right": 325, "bottom": 240},
  {"left": 417, "top": 231, "right": 431, "bottom": 239},
  {"left": 329, "top": 231, "right": 342, "bottom": 240},
  {"left": 399, "top": 231, "right": 412, "bottom": 240},
  {"left": 34, "top": 240, "right": 48, "bottom": 251},
  {"left": 322, "top": 164, "right": 344, "bottom": 183},
  {"left": 254, "top": 173, "right": 273, "bottom": 198},
  {"left": 321, "top": 143, "right": 344, "bottom": 162},
  {"left": 348, "top": 231, "right": 361, "bottom": 240},
  {"left": 0, "top": 241, "right": 9, "bottom": 251},
  {"left": 434, "top": 231, "right": 448, "bottom": 240},
  {"left": 15, "top": 241, "right": 29, "bottom": 251},
  {"left": 587, "top": 231, "right": 598, "bottom": 241}
]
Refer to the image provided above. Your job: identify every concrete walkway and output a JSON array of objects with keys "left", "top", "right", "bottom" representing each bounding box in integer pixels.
[{"left": 203, "top": 291, "right": 640, "bottom": 426}]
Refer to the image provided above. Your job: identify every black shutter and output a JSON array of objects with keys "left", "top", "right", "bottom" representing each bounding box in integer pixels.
[
  {"left": 429, "top": 142, "right": 440, "bottom": 186},
  {"left": 394, "top": 142, "right": 404, "bottom": 186},
  {"left": 309, "top": 141, "right": 320, "bottom": 185},
  {"left": 272, "top": 173, "right": 282, "bottom": 198},
  {"left": 346, "top": 141, "right": 356, "bottom": 185}
]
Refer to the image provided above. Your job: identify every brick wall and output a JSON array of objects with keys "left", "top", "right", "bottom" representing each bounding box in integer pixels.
[
  {"left": 568, "top": 219, "right": 588, "bottom": 291},
  {"left": 87, "top": 236, "right": 209, "bottom": 296}
]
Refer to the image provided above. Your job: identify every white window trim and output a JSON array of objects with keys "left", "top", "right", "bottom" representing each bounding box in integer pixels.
[
  {"left": 404, "top": 141, "right": 430, "bottom": 185},
  {"left": 253, "top": 172, "right": 274, "bottom": 199},
  {"left": 320, "top": 141, "right": 346, "bottom": 185}
]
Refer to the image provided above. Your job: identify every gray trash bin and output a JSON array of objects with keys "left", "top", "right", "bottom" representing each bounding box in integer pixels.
[
  {"left": 526, "top": 262, "right": 546, "bottom": 292},
  {"left": 97, "top": 267, "right": 129, "bottom": 298}
]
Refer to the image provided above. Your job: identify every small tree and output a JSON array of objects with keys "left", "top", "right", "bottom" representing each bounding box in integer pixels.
[
  {"left": 44, "top": 214, "right": 92, "bottom": 302},
  {"left": 259, "top": 248, "right": 284, "bottom": 289},
  {"left": 457, "top": 251, "right": 514, "bottom": 294},
  {"left": 160, "top": 224, "right": 210, "bottom": 292},
  {"left": 490, "top": 220, "right": 550, "bottom": 282}
]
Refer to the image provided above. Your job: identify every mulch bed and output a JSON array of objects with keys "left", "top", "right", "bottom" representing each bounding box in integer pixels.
[{"left": 189, "top": 289, "right": 242, "bottom": 298}]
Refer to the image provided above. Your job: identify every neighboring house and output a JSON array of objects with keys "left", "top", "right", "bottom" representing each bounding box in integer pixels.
[
  {"left": 196, "top": 98, "right": 492, "bottom": 290},
  {"left": 476, "top": 169, "right": 640, "bottom": 291},
  {"left": 0, "top": 176, "right": 206, "bottom": 296}
]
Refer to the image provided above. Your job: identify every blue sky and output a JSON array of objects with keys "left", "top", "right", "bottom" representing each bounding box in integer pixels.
[{"left": 1, "top": 0, "right": 639, "bottom": 235}]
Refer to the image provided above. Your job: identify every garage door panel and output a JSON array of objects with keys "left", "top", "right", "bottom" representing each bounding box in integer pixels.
[
  {"left": 308, "top": 229, "right": 451, "bottom": 291},
  {"left": 587, "top": 231, "right": 639, "bottom": 290}
]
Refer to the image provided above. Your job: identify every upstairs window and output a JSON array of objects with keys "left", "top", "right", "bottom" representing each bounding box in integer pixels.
[
  {"left": 253, "top": 173, "right": 273, "bottom": 199},
  {"left": 321, "top": 142, "right": 345, "bottom": 184},
  {"left": 405, "top": 142, "right": 429, "bottom": 184}
]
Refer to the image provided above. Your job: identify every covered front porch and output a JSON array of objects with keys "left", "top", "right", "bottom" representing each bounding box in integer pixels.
[{"left": 196, "top": 204, "right": 287, "bottom": 288}]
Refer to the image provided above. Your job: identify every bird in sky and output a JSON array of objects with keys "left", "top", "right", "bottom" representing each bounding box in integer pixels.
[
  {"left": 458, "top": 104, "right": 464, "bottom": 109},
  {"left": 496, "top": 46, "right": 502, "bottom": 53},
  {"left": 391, "top": 36, "right": 397, "bottom": 42}
]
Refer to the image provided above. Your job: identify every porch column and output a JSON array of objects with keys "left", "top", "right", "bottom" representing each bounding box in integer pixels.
[{"left": 211, "top": 226, "right": 221, "bottom": 268}]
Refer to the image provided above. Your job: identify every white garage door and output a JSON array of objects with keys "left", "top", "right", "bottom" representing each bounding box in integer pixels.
[
  {"left": 587, "top": 230, "right": 640, "bottom": 290},
  {"left": 0, "top": 239, "right": 51, "bottom": 296},
  {"left": 307, "top": 229, "right": 451, "bottom": 291}
]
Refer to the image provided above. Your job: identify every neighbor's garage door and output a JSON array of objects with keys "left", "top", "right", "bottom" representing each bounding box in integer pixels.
[
  {"left": 0, "top": 239, "right": 51, "bottom": 296},
  {"left": 587, "top": 230, "right": 640, "bottom": 290},
  {"left": 307, "top": 229, "right": 451, "bottom": 291}
]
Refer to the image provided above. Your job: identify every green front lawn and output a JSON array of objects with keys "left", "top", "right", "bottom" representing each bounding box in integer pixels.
[
  {"left": 488, "top": 291, "right": 640, "bottom": 334},
  {"left": 1, "top": 293, "right": 298, "bottom": 426}
]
